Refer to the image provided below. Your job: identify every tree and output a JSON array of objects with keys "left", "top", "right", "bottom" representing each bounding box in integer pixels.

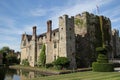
[
  {"left": 0, "top": 46, "right": 20, "bottom": 65},
  {"left": 0, "top": 46, "right": 10, "bottom": 64},
  {"left": 38, "top": 44, "right": 46, "bottom": 67}
]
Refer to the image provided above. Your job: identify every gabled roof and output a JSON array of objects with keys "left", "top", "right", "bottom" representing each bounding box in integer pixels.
[
  {"left": 38, "top": 28, "right": 59, "bottom": 38},
  {"left": 22, "top": 34, "right": 32, "bottom": 42},
  {"left": 26, "top": 35, "right": 32, "bottom": 41}
]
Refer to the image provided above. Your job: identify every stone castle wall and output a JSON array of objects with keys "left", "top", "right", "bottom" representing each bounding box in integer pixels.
[{"left": 20, "top": 12, "right": 119, "bottom": 68}]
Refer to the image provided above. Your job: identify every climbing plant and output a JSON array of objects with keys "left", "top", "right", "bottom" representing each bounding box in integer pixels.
[
  {"left": 75, "top": 18, "right": 83, "bottom": 27},
  {"left": 38, "top": 44, "right": 46, "bottom": 67}
]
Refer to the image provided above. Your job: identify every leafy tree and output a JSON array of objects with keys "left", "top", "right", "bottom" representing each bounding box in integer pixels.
[
  {"left": 6, "top": 53, "right": 19, "bottom": 64},
  {"left": 0, "top": 46, "right": 10, "bottom": 64},
  {"left": 38, "top": 44, "right": 46, "bottom": 67},
  {"left": 0, "top": 46, "right": 20, "bottom": 65}
]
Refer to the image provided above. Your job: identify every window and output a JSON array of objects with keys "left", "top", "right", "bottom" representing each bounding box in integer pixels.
[
  {"left": 23, "top": 40, "right": 26, "bottom": 46},
  {"left": 54, "top": 42, "right": 57, "bottom": 48},
  {"left": 53, "top": 33, "right": 55, "bottom": 36}
]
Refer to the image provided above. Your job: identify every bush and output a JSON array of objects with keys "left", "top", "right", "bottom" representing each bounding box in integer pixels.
[
  {"left": 97, "top": 54, "right": 108, "bottom": 63},
  {"left": 92, "top": 47, "right": 114, "bottom": 72},
  {"left": 96, "top": 47, "right": 107, "bottom": 55},
  {"left": 92, "top": 62, "right": 114, "bottom": 72},
  {"left": 22, "top": 59, "right": 29, "bottom": 66},
  {"left": 53, "top": 57, "right": 70, "bottom": 69},
  {"left": 45, "top": 63, "right": 53, "bottom": 68}
]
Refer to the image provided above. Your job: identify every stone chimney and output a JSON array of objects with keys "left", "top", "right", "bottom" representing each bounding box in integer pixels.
[
  {"left": 47, "top": 20, "right": 52, "bottom": 32},
  {"left": 47, "top": 20, "right": 52, "bottom": 41},
  {"left": 32, "top": 26, "right": 37, "bottom": 40},
  {"left": 33, "top": 26, "right": 36, "bottom": 36}
]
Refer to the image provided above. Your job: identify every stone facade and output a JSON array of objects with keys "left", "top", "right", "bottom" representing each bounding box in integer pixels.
[
  {"left": 112, "top": 29, "right": 120, "bottom": 57},
  {"left": 21, "top": 12, "right": 119, "bottom": 68}
]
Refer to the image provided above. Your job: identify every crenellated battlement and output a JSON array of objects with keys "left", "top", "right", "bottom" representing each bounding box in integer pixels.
[{"left": 21, "top": 11, "right": 118, "bottom": 68}]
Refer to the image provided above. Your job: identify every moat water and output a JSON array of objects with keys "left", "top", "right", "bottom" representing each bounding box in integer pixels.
[{"left": 0, "top": 67, "right": 46, "bottom": 80}]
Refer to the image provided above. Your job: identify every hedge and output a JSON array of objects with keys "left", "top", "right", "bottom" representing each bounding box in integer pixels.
[
  {"left": 53, "top": 57, "right": 70, "bottom": 70},
  {"left": 92, "top": 62, "right": 114, "bottom": 72},
  {"left": 97, "top": 54, "right": 108, "bottom": 63}
]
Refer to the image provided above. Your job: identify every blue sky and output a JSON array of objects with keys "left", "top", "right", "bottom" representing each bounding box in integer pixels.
[{"left": 0, "top": 0, "right": 120, "bottom": 51}]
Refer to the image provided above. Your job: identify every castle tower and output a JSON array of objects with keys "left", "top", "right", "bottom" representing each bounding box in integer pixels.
[
  {"left": 46, "top": 20, "right": 53, "bottom": 63},
  {"left": 59, "top": 15, "right": 76, "bottom": 69},
  {"left": 30, "top": 26, "right": 37, "bottom": 67}
]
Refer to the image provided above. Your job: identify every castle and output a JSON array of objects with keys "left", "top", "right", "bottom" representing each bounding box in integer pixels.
[{"left": 21, "top": 12, "right": 120, "bottom": 68}]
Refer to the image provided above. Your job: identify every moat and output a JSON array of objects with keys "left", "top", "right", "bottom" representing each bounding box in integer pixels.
[{"left": 0, "top": 67, "right": 46, "bottom": 80}]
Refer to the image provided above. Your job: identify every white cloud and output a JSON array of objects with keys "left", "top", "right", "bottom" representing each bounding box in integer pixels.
[
  {"left": 0, "top": 42, "right": 20, "bottom": 52},
  {"left": 29, "top": 8, "right": 47, "bottom": 17},
  {"left": 0, "top": 0, "right": 118, "bottom": 51},
  {"left": 48, "top": 0, "right": 114, "bottom": 29}
]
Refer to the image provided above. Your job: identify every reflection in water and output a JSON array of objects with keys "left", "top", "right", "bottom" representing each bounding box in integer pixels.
[{"left": 0, "top": 67, "right": 46, "bottom": 80}]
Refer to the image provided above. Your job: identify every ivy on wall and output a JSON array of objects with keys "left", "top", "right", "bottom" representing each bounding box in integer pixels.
[{"left": 75, "top": 18, "right": 83, "bottom": 27}]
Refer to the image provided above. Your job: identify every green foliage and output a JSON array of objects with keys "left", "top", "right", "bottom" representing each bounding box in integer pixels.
[
  {"left": 6, "top": 54, "right": 19, "bottom": 64},
  {"left": 45, "top": 63, "right": 53, "bottom": 68},
  {"left": 97, "top": 54, "right": 108, "bottom": 63},
  {"left": 22, "top": 59, "right": 29, "bottom": 66},
  {"left": 75, "top": 18, "right": 83, "bottom": 27},
  {"left": 53, "top": 57, "right": 70, "bottom": 69},
  {"left": 92, "top": 62, "right": 114, "bottom": 72},
  {"left": 96, "top": 47, "right": 107, "bottom": 54},
  {"left": 38, "top": 44, "right": 46, "bottom": 67},
  {"left": 92, "top": 47, "right": 114, "bottom": 72}
]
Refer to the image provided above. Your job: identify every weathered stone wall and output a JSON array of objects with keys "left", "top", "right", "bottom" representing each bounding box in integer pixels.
[
  {"left": 59, "top": 15, "right": 76, "bottom": 68},
  {"left": 112, "top": 29, "right": 120, "bottom": 57},
  {"left": 74, "top": 12, "right": 112, "bottom": 67},
  {"left": 21, "top": 12, "right": 115, "bottom": 68}
]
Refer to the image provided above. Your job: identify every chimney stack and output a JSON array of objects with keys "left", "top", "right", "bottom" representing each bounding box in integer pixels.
[
  {"left": 47, "top": 20, "right": 52, "bottom": 32},
  {"left": 33, "top": 26, "right": 36, "bottom": 36},
  {"left": 47, "top": 20, "right": 52, "bottom": 41}
]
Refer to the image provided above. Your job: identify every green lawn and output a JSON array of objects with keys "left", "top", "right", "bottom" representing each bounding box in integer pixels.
[{"left": 32, "top": 71, "right": 120, "bottom": 80}]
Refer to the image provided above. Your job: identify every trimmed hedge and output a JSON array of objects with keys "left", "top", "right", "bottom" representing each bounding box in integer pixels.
[
  {"left": 92, "top": 62, "right": 114, "bottom": 72},
  {"left": 53, "top": 57, "right": 70, "bottom": 70},
  {"left": 92, "top": 47, "right": 114, "bottom": 72},
  {"left": 97, "top": 54, "right": 108, "bottom": 63}
]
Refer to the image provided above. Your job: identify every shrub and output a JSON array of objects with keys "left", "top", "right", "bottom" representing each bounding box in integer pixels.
[
  {"left": 45, "top": 63, "right": 53, "bottom": 68},
  {"left": 92, "top": 62, "right": 114, "bottom": 72},
  {"left": 53, "top": 57, "right": 70, "bottom": 69},
  {"left": 96, "top": 47, "right": 107, "bottom": 55},
  {"left": 22, "top": 59, "right": 29, "bottom": 66},
  {"left": 92, "top": 47, "right": 114, "bottom": 72},
  {"left": 97, "top": 54, "right": 108, "bottom": 63}
]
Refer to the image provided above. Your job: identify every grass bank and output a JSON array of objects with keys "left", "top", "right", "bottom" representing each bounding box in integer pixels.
[
  {"left": 32, "top": 71, "right": 120, "bottom": 80},
  {"left": 9, "top": 65, "right": 91, "bottom": 75}
]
